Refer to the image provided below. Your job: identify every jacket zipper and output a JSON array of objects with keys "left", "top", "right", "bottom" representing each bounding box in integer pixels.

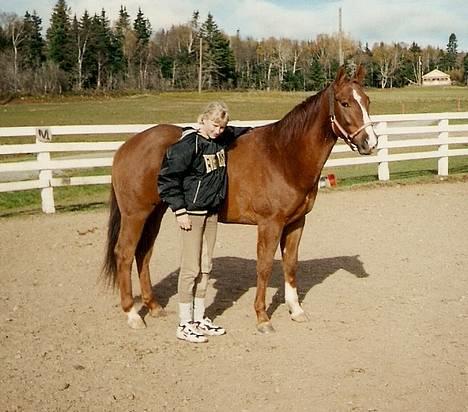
[{"left": 193, "top": 180, "right": 201, "bottom": 203}]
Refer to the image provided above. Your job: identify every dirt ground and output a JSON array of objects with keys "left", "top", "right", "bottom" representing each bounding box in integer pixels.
[{"left": 1, "top": 181, "right": 467, "bottom": 412}]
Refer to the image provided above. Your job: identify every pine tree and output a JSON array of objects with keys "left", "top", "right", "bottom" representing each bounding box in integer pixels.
[
  {"left": 445, "top": 33, "right": 458, "bottom": 70},
  {"left": 20, "top": 11, "right": 45, "bottom": 70},
  {"left": 47, "top": 0, "right": 74, "bottom": 77},
  {"left": 71, "top": 11, "right": 92, "bottom": 89},
  {"left": 463, "top": 54, "right": 468, "bottom": 85},
  {"left": 87, "top": 10, "right": 113, "bottom": 89},
  {"left": 113, "top": 6, "right": 132, "bottom": 86},
  {"left": 200, "top": 13, "right": 236, "bottom": 88},
  {"left": 306, "top": 57, "right": 326, "bottom": 91},
  {"left": 0, "top": 24, "right": 9, "bottom": 52},
  {"left": 133, "top": 7, "right": 152, "bottom": 89}
]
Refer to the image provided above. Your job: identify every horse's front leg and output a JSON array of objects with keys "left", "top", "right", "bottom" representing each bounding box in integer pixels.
[
  {"left": 255, "top": 221, "right": 283, "bottom": 333},
  {"left": 280, "top": 216, "right": 308, "bottom": 322}
]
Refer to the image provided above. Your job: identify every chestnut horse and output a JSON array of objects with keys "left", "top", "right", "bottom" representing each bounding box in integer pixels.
[{"left": 102, "top": 66, "right": 378, "bottom": 333}]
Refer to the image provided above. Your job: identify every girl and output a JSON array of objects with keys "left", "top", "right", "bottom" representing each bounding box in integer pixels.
[{"left": 158, "top": 102, "right": 250, "bottom": 343}]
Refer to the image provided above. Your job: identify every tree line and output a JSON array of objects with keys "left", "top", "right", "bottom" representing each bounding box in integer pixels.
[{"left": 1, "top": 0, "right": 467, "bottom": 96}]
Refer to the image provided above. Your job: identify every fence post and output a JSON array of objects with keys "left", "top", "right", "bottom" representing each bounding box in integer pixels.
[
  {"left": 377, "top": 122, "right": 389, "bottom": 181},
  {"left": 36, "top": 128, "right": 55, "bottom": 213},
  {"left": 438, "top": 118, "right": 449, "bottom": 176}
]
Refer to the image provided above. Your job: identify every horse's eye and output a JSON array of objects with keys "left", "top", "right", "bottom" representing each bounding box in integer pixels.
[{"left": 341, "top": 102, "right": 350, "bottom": 108}]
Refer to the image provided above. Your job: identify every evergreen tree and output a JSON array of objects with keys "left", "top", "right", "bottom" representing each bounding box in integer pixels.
[
  {"left": 87, "top": 10, "right": 113, "bottom": 89},
  {"left": 306, "top": 57, "right": 326, "bottom": 91},
  {"left": 47, "top": 0, "right": 74, "bottom": 78},
  {"left": 445, "top": 33, "right": 458, "bottom": 70},
  {"left": 71, "top": 10, "right": 92, "bottom": 90},
  {"left": 113, "top": 6, "right": 131, "bottom": 86},
  {"left": 200, "top": 13, "right": 236, "bottom": 88},
  {"left": 115, "top": 5, "right": 131, "bottom": 37},
  {"left": 0, "top": 24, "right": 9, "bottom": 52},
  {"left": 133, "top": 7, "right": 152, "bottom": 89},
  {"left": 19, "top": 11, "right": 45, "bottom": 70},
  {"left": 463, "top": 54, "right": 468, "bottom": 85}
]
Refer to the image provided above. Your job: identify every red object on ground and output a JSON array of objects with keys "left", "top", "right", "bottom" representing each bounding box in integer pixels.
[{"left": 327, "top": 174, "right": 337, "bottom": 187}]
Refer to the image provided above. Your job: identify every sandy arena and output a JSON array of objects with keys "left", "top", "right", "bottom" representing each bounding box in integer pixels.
[{"left": 1, "top": 181, "right": 467, "bottom": 411}]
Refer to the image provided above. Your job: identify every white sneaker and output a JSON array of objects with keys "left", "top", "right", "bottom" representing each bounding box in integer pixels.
[
  {"left": 176, "top": 322, "right": 208, "bottom": 343},
  {"left": 195, "top": 317, "right": 226, "bottom": 336}
]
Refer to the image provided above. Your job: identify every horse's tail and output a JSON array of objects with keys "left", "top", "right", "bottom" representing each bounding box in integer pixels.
[{"left": 101, "top": 184, "right": 120, "bottom": 289}]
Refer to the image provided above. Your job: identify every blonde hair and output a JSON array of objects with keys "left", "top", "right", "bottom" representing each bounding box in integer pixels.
[{"left": 197, "top": 101, "right": 229, "bottom": 125}]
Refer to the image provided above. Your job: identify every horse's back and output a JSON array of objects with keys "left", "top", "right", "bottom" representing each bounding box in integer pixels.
[{"left": 112, "top": 124, "right": 182, "bottom": 213}]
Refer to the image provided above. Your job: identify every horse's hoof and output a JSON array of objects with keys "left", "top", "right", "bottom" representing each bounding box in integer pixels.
[
  {"left": 256, "top": 321, "right": 275, "bottom": 334},
  {"left": 127, "top": 316, "right": 146, "bottom": 329},
  {"left": 150, "top": 307, "right": 167, "bottom": 318},
  {"left": 291, "top": 311, "right": 309, "bottom": 323}
]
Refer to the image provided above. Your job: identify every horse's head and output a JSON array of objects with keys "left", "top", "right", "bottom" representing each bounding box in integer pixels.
[{"left": 330, "top": 65, "right": 378, "bottom": 155}]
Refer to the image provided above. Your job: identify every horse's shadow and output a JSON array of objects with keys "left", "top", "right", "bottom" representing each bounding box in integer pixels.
[{"left": 150, "top": 255, "right": 370, "bottom": 319}]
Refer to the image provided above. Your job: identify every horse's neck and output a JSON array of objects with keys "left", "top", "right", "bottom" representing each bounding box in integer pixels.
[{"left": 288, "top": 94, "right": 336, "bottom": 189}]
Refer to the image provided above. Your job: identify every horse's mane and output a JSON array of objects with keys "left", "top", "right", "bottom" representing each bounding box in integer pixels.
[{"left": 269, "top": 86, "right": 330, "bottom": 144}]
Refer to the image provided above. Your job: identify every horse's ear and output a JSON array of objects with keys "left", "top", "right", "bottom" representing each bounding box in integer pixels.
[
  {"left": 353, "top": 65, "right": 366, "bottom": 85},
  {"left": 334, "top": 66, "right": 347, "bottom": 87}
]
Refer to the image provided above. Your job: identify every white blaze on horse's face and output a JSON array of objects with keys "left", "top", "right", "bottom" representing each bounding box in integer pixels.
[{"left": 352, "top": 88, "right": 378, "bottom": 149}]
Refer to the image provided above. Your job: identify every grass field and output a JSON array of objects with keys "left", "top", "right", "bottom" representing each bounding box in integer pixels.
[{"left": 1, "top": 86, "right": 467, "bottom": 215}]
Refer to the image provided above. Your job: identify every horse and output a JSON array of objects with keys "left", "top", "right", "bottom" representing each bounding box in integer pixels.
[{"left": 102, "top": 65, "right": 378, "bottom": 333}]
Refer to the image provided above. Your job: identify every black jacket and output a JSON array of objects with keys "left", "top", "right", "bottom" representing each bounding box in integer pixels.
[{"left": 158, "top": 126, "right": 251, "bottom": 215}]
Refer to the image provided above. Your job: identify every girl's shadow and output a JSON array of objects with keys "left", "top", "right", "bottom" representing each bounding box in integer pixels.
[{"left": 151, "top": 255, "right": 370, "bottom": 319}]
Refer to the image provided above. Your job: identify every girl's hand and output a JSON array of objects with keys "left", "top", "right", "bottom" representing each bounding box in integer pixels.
[{"left": 176, "top": 214, "right": 192, "bottom": 230}]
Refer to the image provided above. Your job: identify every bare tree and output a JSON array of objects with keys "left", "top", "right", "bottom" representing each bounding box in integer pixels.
[{"left": 4, "top": 14, "right": 24, "bottom": 93}]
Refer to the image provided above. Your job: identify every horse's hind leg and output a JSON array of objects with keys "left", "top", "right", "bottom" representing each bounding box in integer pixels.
[
  {"left": 135, "top": 204, "right": 168, "bottom": 319},
  {"left": 280, "top": 216, "right": 308, "bottom": 322},
  {"left": 116, "top": 213, "right": 147, "bottom": 329}
]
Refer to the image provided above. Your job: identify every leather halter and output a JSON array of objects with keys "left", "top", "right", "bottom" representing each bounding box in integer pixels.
[{"left": 328, "top": 86, "right": 372, "bottom": 151}]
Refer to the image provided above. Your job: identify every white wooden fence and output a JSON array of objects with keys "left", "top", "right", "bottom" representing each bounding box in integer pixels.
[{"left": 1, "top": 112, "right": 468, "bottom": 213}]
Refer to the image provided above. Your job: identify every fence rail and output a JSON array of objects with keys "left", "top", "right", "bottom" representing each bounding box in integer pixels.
[{"left": 1, "top": 113, "right": 468, "bottom": 213}]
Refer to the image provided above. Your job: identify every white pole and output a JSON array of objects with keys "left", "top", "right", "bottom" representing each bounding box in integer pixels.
[{"left": 338, "top": 8, "right": 344, "bottom": 66}]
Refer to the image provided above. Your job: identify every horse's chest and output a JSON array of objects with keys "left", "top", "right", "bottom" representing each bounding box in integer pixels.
[{"left": 287, "top": 189, "right": 318, "bottom": 222}]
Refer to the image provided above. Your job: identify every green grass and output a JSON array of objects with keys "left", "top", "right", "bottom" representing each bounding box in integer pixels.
[
  {"left": 0, "top": 87, "right": 467, "bottom": 216},
  {"left": 1, "top": 87, "right": 467, "bottom": 127}
]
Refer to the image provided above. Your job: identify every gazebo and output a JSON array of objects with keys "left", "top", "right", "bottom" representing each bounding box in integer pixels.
[{"left": 422, "top": 69, "right": 451, "bottom": 86}]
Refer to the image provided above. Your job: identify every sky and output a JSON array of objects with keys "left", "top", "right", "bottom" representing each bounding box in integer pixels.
[{"left": 2, "top": 0, "right": 467, "bottom": 50}]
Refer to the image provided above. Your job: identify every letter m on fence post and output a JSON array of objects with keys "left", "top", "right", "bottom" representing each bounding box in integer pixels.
[
  {"left": 35, "top": 128, "right": 55, "bottom": 213},
  {"left": 36, "top": 128, "right": 52, "bottom": 143}
]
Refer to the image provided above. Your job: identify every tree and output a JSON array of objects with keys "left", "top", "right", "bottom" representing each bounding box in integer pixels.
[
  {"left": 407, "top": 42, "right": 422, "bottom": 85},
  {"left": 20, "top": 11, "right": 45, "bottom": 70},
  {"left": 372, "top": 42, "right": 402, "bottom": 88},
  {"left": 133, "top": 7, "right": 152, "bottom": 89},
  {"left": 47, "top": 0, "right": 74, "bottom": 89},
  {"left": 111, "top": 6, "right": 130, "bottom": 86},
  {"left": 306, "top": 57, "right": 326, "bottom": 91},
  {"left": 463, "top": 54, "right": 468, "bottom": 85},
  {"left": 445, "top": 33, "right": 458, "bottom": 70},
  {"left": 5, "top": 14, "right": 25, "bottom": 92},
  {"left": 200, "top": 13, "right": 236, "bottom": 89},
  {"left": 71, "top": 11, "right": 91, "bottom": 90},
  {"left": 87, "top": 10, "right": 113, "bottom": 89}
]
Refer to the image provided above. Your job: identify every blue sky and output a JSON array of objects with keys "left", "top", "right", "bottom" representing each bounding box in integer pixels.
[{"left": 2, "top": 0, "right": 467, "bottom": 50}]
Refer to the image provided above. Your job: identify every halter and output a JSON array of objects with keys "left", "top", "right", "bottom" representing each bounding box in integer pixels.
[{"left": 328, "top": 86, "right": 373, "bottom": 151}]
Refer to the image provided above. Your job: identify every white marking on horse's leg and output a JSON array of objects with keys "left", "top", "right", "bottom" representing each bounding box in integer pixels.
[
  {"left": 127, "top": 305, "right": 145, "bottom": 329},
  {"left": 353, "top": 89, "right": 378, "bottom": 148},
  {"left": 285, "top": 282, "right": 304, "bottom": 318}
]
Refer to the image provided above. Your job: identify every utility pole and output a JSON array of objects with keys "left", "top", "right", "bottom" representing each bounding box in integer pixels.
[
  {"left": 338, "top": 7, "right": 344, "bottom": 66},
  {"left": 198, "top": 37, "right": 203, "bottom": 93}
]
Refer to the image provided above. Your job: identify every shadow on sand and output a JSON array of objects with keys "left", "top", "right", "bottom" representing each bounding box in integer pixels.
[{"left": 150, "top": 255, "right": 370, "bottom": 319}]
